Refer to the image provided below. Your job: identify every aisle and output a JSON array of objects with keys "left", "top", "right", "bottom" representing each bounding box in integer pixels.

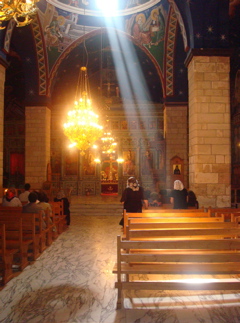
[{"left": 0, "top": 214, "right": 240, "bottom": 323}]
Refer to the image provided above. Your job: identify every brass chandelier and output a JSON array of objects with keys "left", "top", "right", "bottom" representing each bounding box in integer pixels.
[
  {"left": 63, "top": 66, "right": 103, "bottom": 155},
  {"left": 0, "top": 0, "right": 39, "bottom": 28},
  {"left": 100, "top": 131, "right": 117, "bottom": 154}
]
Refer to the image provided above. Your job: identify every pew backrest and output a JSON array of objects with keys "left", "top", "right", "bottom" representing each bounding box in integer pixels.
[
  {"left": 123, "top": 210, "right": 210, "bottom": 234},
  {"left": 126, "top": 224, "right": 240, "bottom": 240}
]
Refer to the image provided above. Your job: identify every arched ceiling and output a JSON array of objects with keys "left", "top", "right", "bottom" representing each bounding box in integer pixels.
[
  {"left": 3, "top": 0, "right": 239, "bottom": 111},
  {"left": 51, "top": 31, "right": 163, "bottom": 106}
]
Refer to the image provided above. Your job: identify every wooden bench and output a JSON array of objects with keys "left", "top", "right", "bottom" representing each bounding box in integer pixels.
[
  {"left": 0, "top": 212, "right": 41, "bottom": 261},
  {"left": 49, "top": 201, "right": 67, "bottom": 234},
  {"left": 0, "top": 207, "right": 53, "bottom": 252},
  {"left": 123, "top": 210, "right": 210, "bottom": 235},
  {"left": 207, "top": 207, "right": 240, "bottom": 220},
  {"left": 126, "top": 223, "right": 240, "bottom": 240},
  {"left": 142, "top": 206, "right": 205, "bottom": 213},
  {"left": 113, "top": 233, "right": 240, "bottom": 309},
  {"left": 127, "top": 215, "right": 228, "bottom": 231},
  {"left": 0, "top": 224, "right": 19, "bottom": 285}
]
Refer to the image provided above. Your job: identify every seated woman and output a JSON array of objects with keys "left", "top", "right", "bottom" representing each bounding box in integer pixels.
[
  {"left": 2, "top": 188, "right": 22, "bottom": 207},
  {"left": 149, "top": 191, "right": 162, "bottom": 207},
  {"left": 187, "top": 190, "right": 199, "bottom": 209},
  {"left": 170, "top": 180, "right": 188, "bottom": 209},
  {"left": 37, "top": 190, "right": 53, "bottom": 216}
]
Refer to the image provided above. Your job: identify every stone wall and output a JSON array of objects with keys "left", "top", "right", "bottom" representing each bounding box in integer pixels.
[
  {"left": 164, "top": 105, "right": 188, "bottom": 189},
  {"left": 25, "top": 106, "right": 51, "bottom": 188},
  {"left": 188, "top": 55, "right": 231, "bottom": 207}
]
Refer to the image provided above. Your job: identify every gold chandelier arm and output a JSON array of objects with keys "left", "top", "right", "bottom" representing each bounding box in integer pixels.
[{"left": 0, "top": 0, "right": 38, "bottom": 28}]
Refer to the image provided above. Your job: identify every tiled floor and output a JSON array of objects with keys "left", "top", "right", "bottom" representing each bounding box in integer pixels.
[{"left": 0, "top": 207, "right": 240, "bottom": 322}]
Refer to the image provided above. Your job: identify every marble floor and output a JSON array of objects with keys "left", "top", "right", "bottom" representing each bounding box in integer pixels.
[{"left": 0, "top": 211, "right": 240, "bottom": 323}]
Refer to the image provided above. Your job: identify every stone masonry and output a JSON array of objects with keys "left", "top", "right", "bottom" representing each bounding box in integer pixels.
[
  {"left": 164, "top": 105, "right": 188, "bottom": 189},
  {"left": 25, "top": 106, "right": 51, "bottom": 189},
  {"left": 188, "top": 55, "right": 231, "bottom": 207}
]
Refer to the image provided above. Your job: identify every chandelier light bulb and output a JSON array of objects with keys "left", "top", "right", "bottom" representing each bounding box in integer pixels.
[{"left": 63, "top": 66, "right": 103, "bottom": 153}]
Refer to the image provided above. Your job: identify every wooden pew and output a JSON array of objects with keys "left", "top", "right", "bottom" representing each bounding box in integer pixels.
[
  {"left": 0, "top": 224, "right": 19, "bottom": 285},
  {"left": 0, "top": 216, "right": 32, "bottom": 270},
  {"left": 142, "top": 206, "right": 205, "bottom": 213},
  {"left": 0, "top": 210, "right": 45, "bottom": 256},
  {"left": 127, "top": 215, "right": 228, "bottom": 231},
  {"left": 207, "top": 207, "right": 240, "bottom": 221},
  {"left": 49, "top": 201, "right": 67, "bottom": 234},
  {"left": 126, "top": 223, "right": 240, "bottom": 240},
  {"left": 0, "top": 207, "right": 52, "bottom": 252},
  {"left": 123, "top": 210, "right": 210, "bottom": 235},
  {"left": 113, "top": 234, "right": 240, "bottom": 309}
]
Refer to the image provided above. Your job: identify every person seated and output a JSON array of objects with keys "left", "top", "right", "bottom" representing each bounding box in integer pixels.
[
  {"left": 37, "top": 190, "right": 56, "bottom": 231},
  {"left": 19, "top": 183, "right": 31, "bottom": 202},
  {"left": 54, "top": 189, "right": 71, "bottom": 225},
  {"left": 22, "top": 192, "right": 46, "bottom": 230},
  {"left": 37, "top": 190, "right": 52, "bottom": 215},
  {"left": 187, "top": 190, "right": 199, "bottom": 209},
  {"left": 2, "top": 188, "right": 22, "bottom": 207},
  {"left": 149, "top": 191, "right": 162, "bottom": 207}
]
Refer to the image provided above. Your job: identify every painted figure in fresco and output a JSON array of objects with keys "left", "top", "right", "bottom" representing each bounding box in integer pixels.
[
  {"left": 173, "top": 164, "right": 181, "bottom": 175},
  {"left": 51, "top": 151, "right": 61, "bottom": 174},
  {"left": 149, "top": 7, "right": 165, "bottom": 46},
  {"left": 83, "top": 152, "right": 95, "bottom": 176},
  {"left": 123, "top": 150, "right": 136, "bottom": 176},
  {"left": 65, "top": 150, "right": 78, "bottom": 175},
  {"left": 132, "top": 13, "right": 151, "bottom": 47},
  {"left": 45, "top": 14, "right": 63, "bottom": 51},
  {"left": 142, "top": 150, "right": 153, "bottom": 175}
]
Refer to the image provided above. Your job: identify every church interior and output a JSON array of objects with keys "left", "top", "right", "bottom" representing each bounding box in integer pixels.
[
  {"left": 0, "top": 0, "right": 240, "bottom": 322},
  {"left": 0, "top": 0, "right": 239, "bottom": 208}
]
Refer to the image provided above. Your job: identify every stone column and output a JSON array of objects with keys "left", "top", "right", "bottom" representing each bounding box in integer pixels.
[
  {"left": 25, "top": 106, "right": 51, "bottom": 188},
  {"left": 186, "top": 49, "right": 231, "bottom": 207},
  {"left": 0, "top": 64, "right": 5, "bottom": 198},
  {"left": 164, "top": 104, "right": 188, "bottom": 189}
]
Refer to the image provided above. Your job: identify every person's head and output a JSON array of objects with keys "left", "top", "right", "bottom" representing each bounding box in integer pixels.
[
  {"left": 173, "top": 180, "right": 184, "bottom": 191},
  {"left": 127, "top": 177, "right": 139, "bottom": 188},
  {"left": 24, "top": 183, "right": 31, "bottom": 191},
  {"left": 6, "top": 188, "right": 16, "bottom": 199},
  {"left": 28, "top": 192, "right": 38, "bottom": 203},
  {"left": 37, "top": 190, "right": 48, "bottom": 203},
  {"left": 57, "top": 190, "right": 65, "bottom": 200}
]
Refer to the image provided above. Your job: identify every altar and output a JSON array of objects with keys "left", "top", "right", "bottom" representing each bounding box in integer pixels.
[{"left": 101, "top": 181, "right": 118, "bottom": 195}]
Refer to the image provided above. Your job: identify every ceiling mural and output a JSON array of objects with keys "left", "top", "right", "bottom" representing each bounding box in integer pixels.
[
  {"left": 38, "top": 1, "right": 169, "bottom": 73},
  {"left": 46, "top": 0, "right": 160, "bottom": 16},
  {"left": 34, "top": 0, "right": 174, "bottom": 104}
]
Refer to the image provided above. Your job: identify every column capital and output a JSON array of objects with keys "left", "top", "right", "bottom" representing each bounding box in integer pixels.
[{"left": 184, "top": 48, "right": 233, "bottom": 68}]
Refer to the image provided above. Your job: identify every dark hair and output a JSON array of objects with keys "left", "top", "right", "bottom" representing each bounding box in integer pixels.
[
  {"left": 37, "top": 191, "right": 49, "bottom": 203},
  {"left": 24, "top": 183, "right": 31, "bottom": 191},
  {"left": 28, "top": 192, "right": 38, "bottom": 203}
]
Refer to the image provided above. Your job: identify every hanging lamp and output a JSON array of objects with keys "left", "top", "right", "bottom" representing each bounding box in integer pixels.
[{"left": 63, "top": 66, "right": 103, "bottom": 155}]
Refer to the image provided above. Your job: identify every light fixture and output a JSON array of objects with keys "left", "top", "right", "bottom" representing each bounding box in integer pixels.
[
  {"left": 116, "top": 158, "right": 124, "bottom": 163},
  {"left": 63, "top": 66, "right": 103, "bottom": 155},
  {"left": 100, "top": 131, "right": 117, "bottom": 154},
  {"left": 0, "top": 0, "right": 39, "bottom": 28}
]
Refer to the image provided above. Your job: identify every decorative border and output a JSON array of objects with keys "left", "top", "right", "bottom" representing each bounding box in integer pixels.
[
  {"left": 164, "top": 6, "right": 177, "bottom": 97},
  {"left": 31, "top": 15, "right": 48, "bottom": 96}
]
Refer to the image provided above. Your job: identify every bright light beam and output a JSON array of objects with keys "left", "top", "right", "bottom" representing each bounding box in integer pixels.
[
  {"left": 103, "top": 16, "right": 158, "bottom": 183},
  {"left": 96, "top": 0, "right": 118, "bottom": 16}
]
